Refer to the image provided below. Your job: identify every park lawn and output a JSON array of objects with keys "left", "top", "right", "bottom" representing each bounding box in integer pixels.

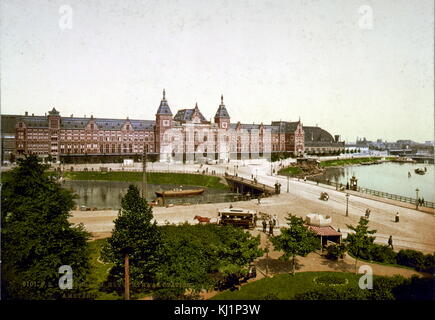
[
  {"left": 87, "top": 239, "right": 120, "bottom": 300},
  {"left": 320, "top": 157, "right": 383, "bottom": 168},
  {"left": 87, "top": 239, "right": 153, "bottom": 300},
  {"left": 278, "top": 166, "right": 303, "bottom": 176},
  {"left": 64, "top": 171, "right": 229, "bottom": 190},
  {"left": 211, "top": 272, "right": 363, "bottom": 300}
]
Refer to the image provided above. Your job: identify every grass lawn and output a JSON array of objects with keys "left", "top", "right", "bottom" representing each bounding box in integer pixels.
[
  {"left": 87, "top": 239, "right": 153, "bottom": 300},
  {"left": 87, "top": 239, "right": 120, "bottom": 300},
  {"left": 320, "top": 157, "right": 384, "bottom": 168},
  {"left": 278, "top": 166, "right": 303, "bottom": 176},
  {"left": 64, "top": 171, "right": 229, "bottom": 190},
  {"left": 211, "top": 272, "right": 363, "bottom": 300}
]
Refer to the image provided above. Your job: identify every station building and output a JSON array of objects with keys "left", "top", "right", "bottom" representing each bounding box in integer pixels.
[{"left": 2, "top": 90, "right": 344, "bottom": 163}]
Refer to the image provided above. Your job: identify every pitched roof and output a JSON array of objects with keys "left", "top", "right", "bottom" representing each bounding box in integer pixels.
[
  {"left": 214, "top": 95, "right": 230, "bottom": 119},
  {"left": 20, "top": 116, "right": 49, "bottom": 128},
  {"left": 306, "top": 225, "right": 342, "bottom": 237},
  {"left": 156, "top": 89, "right": 173, "bottom": 116},
  {"left": 271, "top": 121, "right": 301, "bottom": 133},
  {"left": 174, "top": 103, "right": 207, "bottom": 122}
]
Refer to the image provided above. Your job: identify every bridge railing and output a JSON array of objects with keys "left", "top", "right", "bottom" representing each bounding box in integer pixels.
[{"left": 308, "top": 178, "right": 435, "bottom": 209}]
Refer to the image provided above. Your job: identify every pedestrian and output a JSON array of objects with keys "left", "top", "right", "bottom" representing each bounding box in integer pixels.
[
  {"left": 262, "top": 219, "right": 267, "bottom": 233},
  {"left": 395, "top": 212, "right": 400, "bottom": 223},
  {"left": 254, "top": 214, "right": 258, "bottom": 226},
  {"left": 365, "top": 209, "right": 371, "bottom": 219},
  {"left": 269, "top": 221, "right": 274, "bottom": 236},
  {"left": 257, "top": 196, "right": 261, "bottom": 205},
  {"left": 273, "top": 214, "right": 278, "bottom": 227},
  {"left": 422, "top": 198, "right": 425, "bottom": 206},
  {"left": 229, "top": 203, "right": 233, "bottom": 209},
  {"left": 388, "top": 235, "right": 394, "bottom": 250}
]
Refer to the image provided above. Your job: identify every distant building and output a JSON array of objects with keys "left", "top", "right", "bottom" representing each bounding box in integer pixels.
[
  {"left": 2, "top": 90, "right": 344, "bottom": 163},
  {"left": 303, "top": 126, "right": 345, "bottom": 155}
]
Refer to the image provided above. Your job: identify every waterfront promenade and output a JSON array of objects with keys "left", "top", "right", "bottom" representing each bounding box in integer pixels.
[{"left": 69, "top": 159, "right": 435, "bottom": 254}]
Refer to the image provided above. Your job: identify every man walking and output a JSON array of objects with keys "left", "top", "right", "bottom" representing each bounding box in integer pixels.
[
  {"left": 262, "top": 219, "right": 267, "bottom": 233},
  {"left": 269, "top": 220, "right": 274, "bottom": 236},
  {"left": 395, "top": 212, "right": 400, "bottom": 223},
  {"left": 388, "top": 235, "right": 394, "bottom": 250}
]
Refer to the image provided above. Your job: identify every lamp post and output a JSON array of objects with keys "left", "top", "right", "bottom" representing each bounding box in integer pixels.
[
  {"left": 415, "top": 188, "right": 419, "bottom": 209},
  {"left": 287, "top": 175, "right": 289, "bottom": 193},
  {"left": 345, "top": 193, "right": 350, "bottom": 217}
]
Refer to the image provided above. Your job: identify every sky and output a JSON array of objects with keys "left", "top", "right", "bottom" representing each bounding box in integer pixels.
[{"left": 1, "top": 0, "right": 433, "bottom": 143}]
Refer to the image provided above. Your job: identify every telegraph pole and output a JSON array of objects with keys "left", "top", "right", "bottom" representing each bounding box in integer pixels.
[{"left": 142, "top": 147, "right": 147, "bottom": 200}]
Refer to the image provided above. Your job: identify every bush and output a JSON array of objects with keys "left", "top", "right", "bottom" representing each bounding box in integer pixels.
[
  {"left": 326, "top": 243, "right": 347, "bottom": 260},
  {"left": 393, "top": 276, "right": 435, "bottom": 300},
  {"left": 294, "top": 286, "right": 369, "bottom": 300},
  {"left": 396, "top": 249, "right": 427, "bottom": 271},
  {"left": 370, "top": 244, "right": 397, "bottom": 264}
]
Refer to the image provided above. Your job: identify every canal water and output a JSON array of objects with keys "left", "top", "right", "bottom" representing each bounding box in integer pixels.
[
  {"left": 315, "top": 162, "right": 434, "bottom": 202},
  {"left": 63, "top": 180, "right": 238, "bottom": 209}
]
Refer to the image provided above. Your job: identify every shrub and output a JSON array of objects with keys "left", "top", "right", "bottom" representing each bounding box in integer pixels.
[
  {"left": 369, "top": 276, "right": 406, "bottom": 300},
  {"left": 370, "top": 244, "right": 397, "bottom": 264},
  {"left": 423, "top": 253, "right": 435, "bottom": 274},
  {"left": 326, "top": 243, "right": 347, "bottom": 261},
  {"left": 294, "top": 286, "right": 369, "bottom": 300},
  {"left": 393, "top": 276, "right": 435, "bottom": 300},
  {"left": 396, "top": 249, "right": 426, "bottom": 271}
]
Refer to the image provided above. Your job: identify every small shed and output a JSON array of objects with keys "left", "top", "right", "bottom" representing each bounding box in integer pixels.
[{"left": 306, "top": 225, "right": 342, "bottom": 249}]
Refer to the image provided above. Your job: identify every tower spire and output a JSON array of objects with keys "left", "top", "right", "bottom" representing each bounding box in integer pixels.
[
  {"left": 162, "top": 88, "right": 166, "bottom": 100},
  {"left": 221, "top": 94, "right": 224, "bottom": 105}
]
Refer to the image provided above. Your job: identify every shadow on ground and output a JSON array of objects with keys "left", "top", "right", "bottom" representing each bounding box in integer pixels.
[
  {"left": 256, "top": 257, "right": 304, "bottom": 274},
  {"left": 318, "top": 255, "right": 355, "bottom": 273}
]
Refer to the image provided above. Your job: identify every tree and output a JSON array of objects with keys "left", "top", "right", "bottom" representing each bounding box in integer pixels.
[
  {"left": 153, "top": 224, "right": 263, "bottom": 299},
  {"left": 101, "top": 185, "right": 164, "bottom": 296},
  {"left": 346, "top": 217, "right": 377, "bottom": 274},
  {"left": 271, "top": 214, "right": 318, "bottom": 275},
  {"left": 1, "top": 155, "right": 91, "bottom": 300}
]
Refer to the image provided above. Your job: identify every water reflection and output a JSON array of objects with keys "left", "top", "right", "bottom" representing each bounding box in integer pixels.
[
  {"left": 63, "top": 180, "right": 238, "bottom": 209},
  {"left": 315, "top": 162, "right": 434, "bottom": 201}
]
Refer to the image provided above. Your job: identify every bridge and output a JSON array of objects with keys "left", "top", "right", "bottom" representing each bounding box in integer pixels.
[{"left": 224, "top": 174, "right": 279, "bottom": 197}]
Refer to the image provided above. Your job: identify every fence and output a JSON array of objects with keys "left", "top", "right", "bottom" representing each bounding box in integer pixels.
[{"left": 308, "top": 178, "right": 435, "bottom": 209}]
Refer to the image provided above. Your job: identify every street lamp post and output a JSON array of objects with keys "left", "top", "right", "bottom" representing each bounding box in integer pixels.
[
  {"left": 346, "top": 193, "right": 350, "bottom": 217},
  {"left": 287, "top": 175, "right": 289, "bottom": 193},
  {"left": 415, "top": 188, "right": 420, "bottom": 210}
]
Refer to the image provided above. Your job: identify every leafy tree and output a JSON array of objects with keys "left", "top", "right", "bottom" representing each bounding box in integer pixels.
[
  {"left": 101, "top": 185, "right": 164, "bottom": 295},
  {"left": 346, "top": 217, "right": 377, "bottom": 274},
  {"left": 153, "top": 224, "right": 263, "bottom": 299},
  {"left": 214, "top": 225, "right": 263, "bottom": 287},
  {"left": 271, "top": 214, "right": 318, "bottom": 275},
  {"left": 1, "top": 155, "right": 91, "bottom": 300}
]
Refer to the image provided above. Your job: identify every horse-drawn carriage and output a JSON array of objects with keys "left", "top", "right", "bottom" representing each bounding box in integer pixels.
[{"left": 218, "top": 208, "right": 256, "bottom": 229}]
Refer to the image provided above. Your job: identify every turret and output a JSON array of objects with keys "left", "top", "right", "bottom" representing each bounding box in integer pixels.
[
  {"left": 155, "top": 89, "right": 173, "bottom": 155},
  {"left": 214, "top": 95, "right": 230, "bottom": 129}
]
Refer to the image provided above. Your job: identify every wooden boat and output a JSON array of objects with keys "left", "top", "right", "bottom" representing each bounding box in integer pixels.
[
  {"left": 155, "top": 188, "right": 204, "bottom": 197},
  {"left": 414, "top": 168, "right": 425, "bottom": 175}
]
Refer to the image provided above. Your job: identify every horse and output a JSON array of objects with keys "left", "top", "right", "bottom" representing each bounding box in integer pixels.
[{"left": 194, "top": 215, "right": 211, "bottom": 224}]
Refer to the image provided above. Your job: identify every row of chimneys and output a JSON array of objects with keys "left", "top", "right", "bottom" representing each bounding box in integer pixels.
[{"left": 25, "top": 111, "right": 89, "bottom": 118}]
